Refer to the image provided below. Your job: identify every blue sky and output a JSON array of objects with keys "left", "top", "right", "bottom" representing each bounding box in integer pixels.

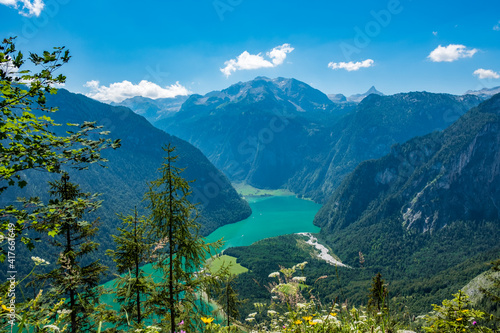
[{"left": 1, "top": 0, "right": 499, "bottom": 102}]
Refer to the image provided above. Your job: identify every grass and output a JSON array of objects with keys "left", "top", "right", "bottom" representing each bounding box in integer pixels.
[
  {"left": 232, "top": 182, "right": 294, "bottom": 198},
  {"left": 208, "top": 255, "right": 249, "bottom": 275}
]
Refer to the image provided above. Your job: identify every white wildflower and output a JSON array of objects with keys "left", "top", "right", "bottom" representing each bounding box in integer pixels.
[
  {"left": 31, "top": 256, "right": 50, "bottom": 266},
  {"left": 267, "top": 310, "right": 277, "bottom": 316},
  {"left": 293, "top": 261, "right": 308, "bottom": 270},
  {"left": 268, "top": 271, "right": 280, "bottom": 278},
  {"left": 43, "top": 325, "right": 60, "bottom": 332},
  {"left": 292, "top": 276, "right": 306, "bottom": 283},
  {"left": 248, "top": 312, "right": 257, "bottom": 317},
  {"left": 246, "top": 317, "right": 255, "bottom": 322}
]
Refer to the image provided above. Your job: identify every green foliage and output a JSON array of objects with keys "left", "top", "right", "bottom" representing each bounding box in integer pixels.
[
  {"left": 225, "top": 232, "right": 500, "bottom": 321},
  {"left": 1, "top": 289, "right": 71, "bottom": 332},
  {"left": 107, "top": 208, "right": 155, "bottom": 328},
  {"left": 144, "top": 144, "right": 222, "bottom": 332},
  {"left": 197, "top": 264, "right": 500, "bottom": 332},
  {"left": 238, "top": 263, "right": 402, "bottom": 332},
  {"left": 0, "top": 36, "right": 120, "bottom": 254},
  {"left": 36, "top": 173, "right": 107, "bottom": 333},
  {"left": 214, "top": 273, "right": 242, "bottom": 328},
  {"left": 476, "top": 259, "right": 500, "bottom": 330},
  {"left": 422, "top": 291, "right": 492, "bottom": 332},
  {"left": 368, "top": 272, "right": 388, "bottom": 312}
]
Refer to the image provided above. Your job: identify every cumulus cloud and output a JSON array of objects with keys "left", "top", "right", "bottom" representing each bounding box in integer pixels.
[
  {"left": 267, "top": 44, "right": 295, "bottom": 66},
  {"left": 494, "top": 21, "right": 500, "bottom": 31},
  {"left": 328, "top": 59, "right": 374, "bottom": 71},
  {"left": 427, "top": 44, "right": 478, "bottom": 62},
  {"left": 473, "top": 68, "right": 500, "bottom": 79},
  {"left": 220, "top": 43, "right": 294, "bottom": 77},
  {"left": 0, "top": 0, "right": 44, "bottom": 17},
  {"left": 84, "top": 80, "right": 191, "bottom": 103}
]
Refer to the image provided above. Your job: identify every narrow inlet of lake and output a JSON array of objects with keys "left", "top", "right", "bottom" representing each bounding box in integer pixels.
[{"left": 205, "top": 195, "right": 321, "bottom": 251}]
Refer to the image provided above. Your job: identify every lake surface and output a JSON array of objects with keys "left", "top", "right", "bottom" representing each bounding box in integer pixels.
[{"left": 205, "top": 195, "right": 321, "bottom": 251}]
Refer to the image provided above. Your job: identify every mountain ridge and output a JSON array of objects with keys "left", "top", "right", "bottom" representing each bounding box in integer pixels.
[
  {"left": 315, "top": 93, "right": 500, "bottom": 233},
  {"left": 148, "top": 77, "right": 483, "bottom": 203}
]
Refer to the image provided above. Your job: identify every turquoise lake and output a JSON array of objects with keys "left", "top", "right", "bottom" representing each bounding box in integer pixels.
[{"left": 204, "top": 195, "right": 321, "bottom": 251}]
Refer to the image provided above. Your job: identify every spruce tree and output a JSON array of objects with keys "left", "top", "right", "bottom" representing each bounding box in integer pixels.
[
  {"left": 39, "top": 172, "right": 106, "bottom": 332},
  {"left": 107, "top": 208, "right": 155, "bottom": 329},
  {"left": 368, "top": 272, "right": 388, "bottom": 312},
  {"left": 218, "top": 273, "right": 241, "bottom": 327},
  {"left": 144, "top": 144, "right": 221, "bottom": 332}
]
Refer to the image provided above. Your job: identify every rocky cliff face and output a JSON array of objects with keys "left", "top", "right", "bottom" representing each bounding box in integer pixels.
[
  {"left": 315, "top": 93, "right": 500, "bottom": 233},
  {"left": 288, "top": 92, "right": 483, "bottom": 202},
  {"left": 401, "top": 101, "right": 500, "bottom": 232}
]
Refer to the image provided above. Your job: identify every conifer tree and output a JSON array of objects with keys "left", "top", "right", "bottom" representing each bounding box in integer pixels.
[
  {"left": 144, "top": 144, "right": 221, "bottom": 333},
  {"left": 39, "top": 172, "right": 106, "bottom": 333},
  {"left": 107, "top": 208, "right": 155, "bottom": 328},
  {"left": 368, "top": 272, "right": 388, "bottom": 312},
  {"left": 218, "top": 273, "right": 241, "bottom": 327}
]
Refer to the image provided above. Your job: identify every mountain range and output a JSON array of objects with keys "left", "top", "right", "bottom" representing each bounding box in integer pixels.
[
  {"left": 111, "top": 95, "right": 189, "bottom": 124},
  {"left": 465, "top": 86, "right": 500, "bottom": 100},
  {"left": 342, "top": 85, "right": 384, "bottom": 103},
  {"left": 218, "top": 90, "right": 500, "bottom": 316},
  {"left": 132, "top": 77, "right": 483, "bottom": 203},
  {"left": 315, "top": 93, "right": 500, "bottom": 234}
]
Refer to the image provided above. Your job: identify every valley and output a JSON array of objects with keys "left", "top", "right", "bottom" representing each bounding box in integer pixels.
[
  {"left": 1, "top": 61, "right": 499, "bottom": 331},
  {"left": 110, "top": 77, "right": 499, "bottom": 322}
]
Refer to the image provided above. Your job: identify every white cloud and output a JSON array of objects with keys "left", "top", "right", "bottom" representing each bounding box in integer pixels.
[
  {"left": 432, "top": 31, "right": 438, "bottom": 36},
  {"left": 473, "top": 68, "right": 500, "bottom": 79},
  {"left": 0, "top": 0, "right": 44, "bottom": 17},
  {"left": 220, "top": 43, "right": 294, "bottom": 77},
  {"left": 328, "top": 59, "right": 374, "bottom": 71},
  {"left": 84, "top": 80, "right": 191, "bottom": 103},
  {"left": 427, "top": 44, "right": 478, "bottom": 62},
  {"left": 494, "top": 21, "right": 500, "bottom": 31},
  {"left": 267, "top": 43, "right": 294, "bottom": 66}
]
